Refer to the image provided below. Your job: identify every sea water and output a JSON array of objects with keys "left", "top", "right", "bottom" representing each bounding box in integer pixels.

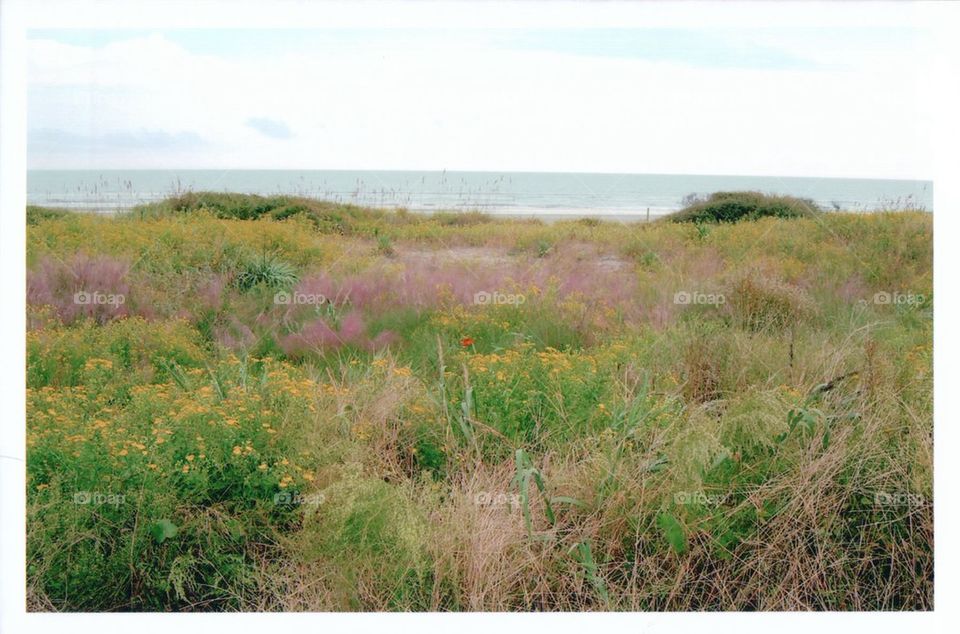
[{"left": 27, "top": 170, "right": 933, "bottom": 217}]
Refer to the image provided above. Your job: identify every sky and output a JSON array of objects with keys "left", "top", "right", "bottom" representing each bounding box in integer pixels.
[{"left": 26, "top": 26, "right": 934, "bottom": 178}]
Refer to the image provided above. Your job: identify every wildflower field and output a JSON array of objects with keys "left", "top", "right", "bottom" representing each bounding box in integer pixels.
[{"left": 25, "top": 195, "right": 933, "bottom": 611}]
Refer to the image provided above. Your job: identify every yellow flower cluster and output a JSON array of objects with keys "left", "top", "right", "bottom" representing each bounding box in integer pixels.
[{"left": 27, "top": 355, "right": 325, "bottom": 499}]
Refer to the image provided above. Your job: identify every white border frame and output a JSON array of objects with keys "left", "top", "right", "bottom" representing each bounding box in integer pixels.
[{"left": 2, "top": 2, "right": 957, "bottom": 632}]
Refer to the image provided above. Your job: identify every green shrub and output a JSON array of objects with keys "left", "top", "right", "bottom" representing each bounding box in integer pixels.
[
  {"left": 27, "top": 205, "right": 72, "bottom": 225},
  {"left": 235, "top": 253, "right": 299, "bottom": 291},
  {"left": 126, "top": 192, "right": 392, "bottom": 235},
  {"left": 668, "top": 191, "right": 820, "bottom": 224},
  {"left": 374, "top": 231, "right": 396, "bottom": 257}
]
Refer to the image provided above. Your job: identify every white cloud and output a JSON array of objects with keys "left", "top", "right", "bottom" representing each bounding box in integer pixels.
[
  {"left": 245, "top": 117, "right": 293, "bottom": 140},
  {"left": 27, "top": 30, "right": 933, "bottom": 178}
]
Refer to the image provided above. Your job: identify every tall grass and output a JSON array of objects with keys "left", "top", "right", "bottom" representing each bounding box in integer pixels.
[{"left": 25, "top": 196, "right": 932, "bottom": 611}]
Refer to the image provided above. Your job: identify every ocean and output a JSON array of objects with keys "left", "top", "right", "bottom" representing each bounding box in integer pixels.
[{"left": 26, "top": 170, "right": 933, "bottom": 218}]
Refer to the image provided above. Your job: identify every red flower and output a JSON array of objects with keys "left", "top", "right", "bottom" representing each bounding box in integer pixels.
[{"left": 460, "top": 337, "right": 475, "bottom": 348}]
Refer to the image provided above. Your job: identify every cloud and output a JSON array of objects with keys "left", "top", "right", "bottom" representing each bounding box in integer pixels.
[
  {"left": 25, "top": 29, "right": 933, "bottom": 178},
  {"left": 245, "top": 117, "right": 293, "bottom": 139}
]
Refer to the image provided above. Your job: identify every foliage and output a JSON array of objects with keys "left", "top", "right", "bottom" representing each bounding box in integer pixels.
[
  {"left": 27, "top": 351, "right": 327, "bottom": 609},
  {"left": 25, "top": 195, "right": 933, "bottom": 611},
  {"left": 667, "top": 191, "right": 820, "bottom": 223},
  {"left": 27, "top": 205, "right": 72, "bottom": 225},
  {"left": 234, "top": 253, "right": 299, "bottom": 291}
]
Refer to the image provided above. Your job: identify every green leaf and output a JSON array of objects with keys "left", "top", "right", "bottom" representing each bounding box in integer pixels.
[
  {"left": 542, "top": 497, "right": 556, "bottom": 526},
  {"left": 519, "top": 473, "right": 533, "bottom": 535},
  {"left": 570, "top": 540, "right": 610, "bottom": 604},
  {"left": 150, "top": 519, "right": 179, "bottom": 544},
  {"left": 531, "top": 471, "right": 556, "bottom": 525},
  {"left": 657, "top": 512, "right": 688, "bottom": 554}
]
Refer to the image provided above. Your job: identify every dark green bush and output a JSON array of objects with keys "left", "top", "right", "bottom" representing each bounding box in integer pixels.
[
  {"left": 126, "top": 192, "right": 387, "bottom": 235},
  {"left": 668, "top": 191, "right": 820, "bottom": 224}
]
